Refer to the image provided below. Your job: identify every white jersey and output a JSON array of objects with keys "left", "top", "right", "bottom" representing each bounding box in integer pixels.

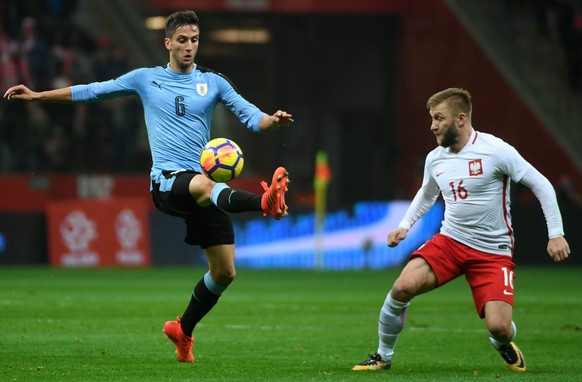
[{"left": 399, "top": 130, "right": 564, "bottom": 256}]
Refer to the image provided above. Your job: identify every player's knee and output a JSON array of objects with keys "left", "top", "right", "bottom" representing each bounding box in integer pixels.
[
  {"left": 193, "top": 188, "right": 212, "bottom": 206},
  {"left": 189, "top": 174, "right": 214, "bottom": 206},
  {"left": 390, "top": 281, "right": 416, "bottom": 301},
  {"left": 391, "top": 258, "right": 436, "bottom": 301},
  {"left": 214, "top": 268, "right": 236, "bottom": 286}
]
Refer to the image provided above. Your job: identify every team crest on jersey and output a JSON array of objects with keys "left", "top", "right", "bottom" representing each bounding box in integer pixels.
[
  {"left": 468, "top": 159, "right": 483, "bottom": 176},
  {"left": 196, "top": 83, "right": 208, "bottom": 96}
]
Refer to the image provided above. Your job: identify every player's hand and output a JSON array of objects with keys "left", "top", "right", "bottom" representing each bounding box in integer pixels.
[
  {"left": 387, "top": 227, "right": 408, "bottom": 247},
  {"left": 3, "top": 84, "right": 36, "bottom": 101},
  {"left": 4, "top": 85, "right": 34, "bottom": 100},
  {"left": 259, "top": 110, "right": 293, "bottom": 132},
  {"left": 547, "top": 235, "right": 570, "bottom": 262},
  {"left": 270, "top": 110, "right": 294, "bottom": 126}
]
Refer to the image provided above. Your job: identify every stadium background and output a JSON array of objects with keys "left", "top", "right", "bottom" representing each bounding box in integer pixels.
[{"left": 0, "top": 0, "right": 580, "bottom": 267}]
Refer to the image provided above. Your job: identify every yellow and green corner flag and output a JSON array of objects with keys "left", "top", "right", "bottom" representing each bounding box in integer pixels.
[{"left": 314, "top": 150, "right": 331, "bottom": 268}]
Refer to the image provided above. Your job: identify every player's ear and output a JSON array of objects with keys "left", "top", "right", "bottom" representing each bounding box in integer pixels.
[
  {"left": 457, "top": 112, "right": 467, "bottom": 125},
  {"left": 164, "top": 37, "right": 171, "bottom": 50}
]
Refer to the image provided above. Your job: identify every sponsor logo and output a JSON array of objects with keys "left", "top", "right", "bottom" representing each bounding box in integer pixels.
[
  {"left": 436, "top": 171, "right": 445, "bottom": 177},
  {"left": 503, "top": 289, "right": 514, "bottom": 296}
]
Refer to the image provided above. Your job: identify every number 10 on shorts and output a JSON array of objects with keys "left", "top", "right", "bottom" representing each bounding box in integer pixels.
[{"left": 502, "top": 267, "right": 514, "bottom": 295}]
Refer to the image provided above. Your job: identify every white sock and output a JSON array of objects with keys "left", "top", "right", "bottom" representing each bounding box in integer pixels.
[
  {"left": 489, "top": 321, "right": 517, "bottom": 349},
  {"left": 377, "top": 290, "right": 409, "bottom": 361}
]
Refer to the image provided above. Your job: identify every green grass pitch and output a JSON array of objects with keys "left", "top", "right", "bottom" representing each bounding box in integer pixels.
[{"left": 1, "top": 266, "right": 580, "bottom": 381}]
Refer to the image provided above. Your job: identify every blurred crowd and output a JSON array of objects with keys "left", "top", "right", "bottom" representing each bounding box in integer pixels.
[
  {"left": 1, "top": 0, "right": 581, "bottom": 175},
  {"left": 506, "top": 0, "right": 582, "bottom": 92},
  {"left": 0, "top": 0, "right": 149, "bottom": 174}
]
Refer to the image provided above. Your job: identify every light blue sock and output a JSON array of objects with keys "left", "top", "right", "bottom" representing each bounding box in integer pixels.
[
  {"left": 210, "top": 183, "right": 229, "bottom": 206},
  {"left": 204, "top": 271, "right": 226, "bottom": 295}
]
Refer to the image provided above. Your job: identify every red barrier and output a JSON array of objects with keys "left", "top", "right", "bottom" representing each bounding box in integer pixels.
[
  {"left": 0, "top": 174, "right": 265, "bottom": 212},
  {"left": 46, "top": 198, "right": 151, "bottom": 267}
]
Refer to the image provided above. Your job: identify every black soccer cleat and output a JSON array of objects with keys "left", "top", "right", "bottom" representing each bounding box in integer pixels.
[
  {"left": 352, "top": 352, "right": 391, "bottom": 371},
  {"left": 496, "top": 342, "right": 526, "bottom": 372}
]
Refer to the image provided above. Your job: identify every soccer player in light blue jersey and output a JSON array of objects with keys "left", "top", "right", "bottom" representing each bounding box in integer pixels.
[{"left": 5, "top": 10, "right": 293, "bottom": 363}]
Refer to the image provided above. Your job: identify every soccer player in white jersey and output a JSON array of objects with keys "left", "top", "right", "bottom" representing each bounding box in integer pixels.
[
  {"left": 353, "top": 88, "right": 570, "bottom": 372},
  {"left": 4, "top": 10, "right": 293, "bottom": 363}
]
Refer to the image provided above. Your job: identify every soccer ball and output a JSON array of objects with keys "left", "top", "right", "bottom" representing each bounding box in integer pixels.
[{"left": 200, "top": 138, "right": 244, "bottom": 182}]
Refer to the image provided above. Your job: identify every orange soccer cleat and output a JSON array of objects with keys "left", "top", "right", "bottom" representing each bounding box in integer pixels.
[
  {"left": 163, "top": 317, "right": 194, "bottom": 363},
  {"left": 260, "top": 166, "right": 290, "bottom": 220}
]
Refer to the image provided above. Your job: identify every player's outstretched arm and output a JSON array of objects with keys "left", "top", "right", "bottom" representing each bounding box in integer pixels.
[
  {"left": 547, "top": 235, "right": 570, "bottom": 262},
  {"left": 4, "top": 84, "right": 72, "bottom": 103},
  {"left": 387, "top": 227, "right": 408, "bottom": 248},
  {"left": 258, "top": 110, "right": 294, "bottom": 132}
]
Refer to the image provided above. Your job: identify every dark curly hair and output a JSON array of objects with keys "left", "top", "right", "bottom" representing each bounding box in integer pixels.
[{"left": 165, "top": 10, "right": 200, "bottom": 38}]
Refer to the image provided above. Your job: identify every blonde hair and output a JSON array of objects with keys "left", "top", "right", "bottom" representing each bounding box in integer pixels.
[{"left": 427, "top": 88, "right": 472, "bottom": 119}]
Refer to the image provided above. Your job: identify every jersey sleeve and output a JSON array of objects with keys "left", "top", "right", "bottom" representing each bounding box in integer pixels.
[
  {"left": 70, "top": 68, "right": 143, "bottom": 102},
  {"left": 498, "top": 140, "right": 565, "bottom": 238},
  {"left": 215, "top": 75, "right": 265, "bottom": 132},
  {"left": 496, "top": 141, "right": 531, "bottom": 183},
  {"left": 519, "top": 166, "right": 565, "bottom": 238},
  {"left": 398, "top": 152, "right": 441, "bottom": 230}
]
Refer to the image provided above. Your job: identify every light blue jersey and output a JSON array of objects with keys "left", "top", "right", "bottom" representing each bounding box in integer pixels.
[{"left": 70, "top": 64, "right": 265, "bottom": 188}]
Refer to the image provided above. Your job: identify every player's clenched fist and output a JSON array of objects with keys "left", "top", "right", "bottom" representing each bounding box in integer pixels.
[{"left": 387, "top": 227, "right": 408, "bottom": 247}]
